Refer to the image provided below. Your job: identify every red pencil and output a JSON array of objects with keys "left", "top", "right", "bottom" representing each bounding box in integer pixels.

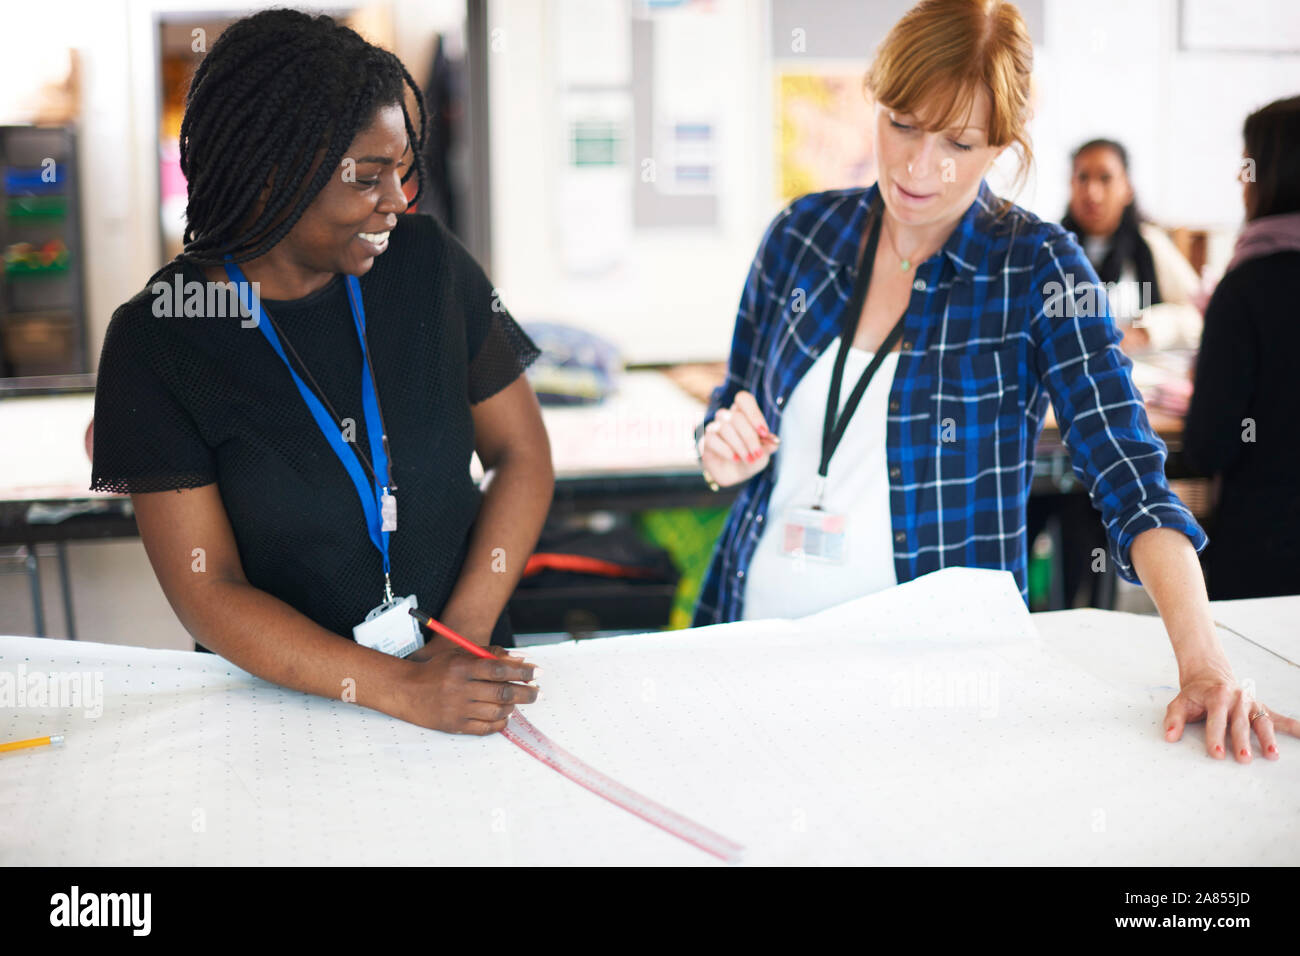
[{"left": 408, "top": 606, "right": 497, "bottom": 660}]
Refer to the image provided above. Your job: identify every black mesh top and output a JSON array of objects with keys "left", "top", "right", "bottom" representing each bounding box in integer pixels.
[{"left": 90, "top": 212, "right": 540, "bottom": 639}]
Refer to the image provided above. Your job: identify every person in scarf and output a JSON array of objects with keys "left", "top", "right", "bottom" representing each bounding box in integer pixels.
[
  {"left": 1184, "top": 95, "right": 1300, "bottom": 600},
  {"left": 1030, "top": 140, "right": 1209, "bottom": 608},
  {"left": 1062, "top": 139, "right": 1204, "bottom": 354}
]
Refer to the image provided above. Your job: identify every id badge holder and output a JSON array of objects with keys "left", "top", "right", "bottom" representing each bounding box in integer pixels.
[
  {"left": 781, "top": 506, "right": 848, "bottom": 564},
  {"left": 353, "top": 593, "right": 424, "bottom": 658}
]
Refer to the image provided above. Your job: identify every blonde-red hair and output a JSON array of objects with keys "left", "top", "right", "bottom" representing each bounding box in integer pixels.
[{"left": 865, "top": 0, "right": 1034, "bottom": 216}]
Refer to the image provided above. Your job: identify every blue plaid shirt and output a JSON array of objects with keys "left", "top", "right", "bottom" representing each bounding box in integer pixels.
[{"left": 693, "top": 179, "right": 1207, "bottom": 626}]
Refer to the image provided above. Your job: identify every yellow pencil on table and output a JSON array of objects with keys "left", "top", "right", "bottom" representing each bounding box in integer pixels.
[{"left": 0, "top": 735, "right": 65, "bottom": 754}]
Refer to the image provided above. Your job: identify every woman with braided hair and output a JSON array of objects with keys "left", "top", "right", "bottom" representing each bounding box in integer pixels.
[{"left": 90, "top": 10, "right": 551, "bottom": 735}]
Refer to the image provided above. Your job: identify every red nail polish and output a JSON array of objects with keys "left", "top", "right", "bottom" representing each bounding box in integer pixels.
[
  {"left": 1215, "top": 745, "right": 1224, "bottom": 754},
  {"left": 1270, "top": 745, "right": 1278, "bottom": 754},
  {"left": 733, "top": 453, "right": 741, "bottom": 462},
  {"left": 1241, "top": 748, "right": 1250, "bottom": 757}
]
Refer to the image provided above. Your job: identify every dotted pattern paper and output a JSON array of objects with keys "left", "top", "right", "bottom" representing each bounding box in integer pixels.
[{"left": 1, "top": 567, "right": 1296, "bottom": 865}]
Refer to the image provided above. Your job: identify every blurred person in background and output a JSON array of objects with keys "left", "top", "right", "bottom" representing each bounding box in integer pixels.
[
  {"left": 1184, "top": 95, "right": 1300, "bottom": 601},
  {"left": 1062, "top": 139, "right": 1204, "bottom": 354},
  {"left": 1030, "top": 139, "right": 1210, "bottom": 607}
]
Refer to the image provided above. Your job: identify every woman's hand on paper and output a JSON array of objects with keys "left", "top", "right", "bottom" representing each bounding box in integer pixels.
[
  {"left": 699, "top": 390, "right": 781, "bottom": 487},
  {"left": 1164, "top": 664, "right": 1298, "bottom": 761},
  {"left": 400, "top": 640, "right": 538, "bottom": 736}
]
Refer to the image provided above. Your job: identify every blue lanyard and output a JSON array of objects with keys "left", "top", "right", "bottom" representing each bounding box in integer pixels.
[{"left": 223, "top": 260, "right": 392, "bottom": 577}]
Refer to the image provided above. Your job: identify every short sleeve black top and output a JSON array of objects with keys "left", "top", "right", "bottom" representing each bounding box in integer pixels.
[{"left": 90, "top": 212, "right": 540, "bottom": 638}]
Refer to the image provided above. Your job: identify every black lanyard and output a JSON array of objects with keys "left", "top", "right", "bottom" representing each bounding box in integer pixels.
[
  {"left": 261, "top": 294, "right": 396, "bottom": 493},
  {"left": 819, "top": 199, "right": 907, "bottom": 486}
]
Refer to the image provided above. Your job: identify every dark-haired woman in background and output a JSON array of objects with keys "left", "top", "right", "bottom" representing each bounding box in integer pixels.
[
  {"left": 1029, "top": 138, "right": 1208, "bottom": 607},
  {"left": 1062, "top": 139, "right": 1204, "bottom": 354},
  {"left": 90, "top": 11, "right": 552, "bottom": 734},
  {"left": 1184, "top": 95, "right": 1300, "bottom": 600}
]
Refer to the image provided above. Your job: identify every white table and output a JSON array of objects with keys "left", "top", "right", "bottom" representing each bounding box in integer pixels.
[{"left": 2, "top": 568, "right": 1295, "bottom": 866}]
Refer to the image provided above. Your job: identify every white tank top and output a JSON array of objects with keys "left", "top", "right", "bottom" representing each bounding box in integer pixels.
[{"left": 742, "top": 337, "right": 899, "bottom": 621}]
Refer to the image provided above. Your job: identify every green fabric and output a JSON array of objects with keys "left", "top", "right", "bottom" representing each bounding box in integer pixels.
[
  {"left": 634, "top": 507, "right": 731, "bottom": 629},
  {"left": 1027, "top": 531, "right": 1052, "bottom": 611}
]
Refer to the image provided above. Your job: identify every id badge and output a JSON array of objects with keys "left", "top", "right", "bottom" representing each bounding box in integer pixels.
[
  {"left": 352, "top": 593, "right": 424, "bottom": 658},
  {"left": 781, "top": 507, "right": 848, "bottom": 564}
]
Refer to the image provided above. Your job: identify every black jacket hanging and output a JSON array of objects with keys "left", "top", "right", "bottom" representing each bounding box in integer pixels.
[{"left": 420, "top": 34, "right": 458, "bottom": 233}]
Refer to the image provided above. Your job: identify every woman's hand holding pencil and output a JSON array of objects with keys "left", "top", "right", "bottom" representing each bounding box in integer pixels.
[
  {"left": 394, "top": 606, "right": 539, "bottom": 736},
  {"left": 698, "top": 390, "right": 781, "bottom": 489}
]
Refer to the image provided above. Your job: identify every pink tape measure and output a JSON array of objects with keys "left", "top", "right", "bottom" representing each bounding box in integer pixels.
[
  {"left": 503, "top": 712, "right": 744, "bottom": 863},
  {"left": 410, "top": 606, "right": 745, "bottom": 864}
]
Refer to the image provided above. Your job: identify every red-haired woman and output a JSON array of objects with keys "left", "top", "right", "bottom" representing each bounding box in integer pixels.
[{"left": 694, "top": 0, "right": 1296, "bottom": 761}]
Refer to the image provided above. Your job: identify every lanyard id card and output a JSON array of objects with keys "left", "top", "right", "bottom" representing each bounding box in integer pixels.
[
  {"left": 778, "top": 195, "right": 903, "bottom": 567},
  {"left": 780, "top": 503, "right": 848, "bottom": 564},
  {"left": 225, "top": 259, "right": 414, "bottom": 653},
  {"left": 353, "top": 593, "right": 424, "bottom": 658}
]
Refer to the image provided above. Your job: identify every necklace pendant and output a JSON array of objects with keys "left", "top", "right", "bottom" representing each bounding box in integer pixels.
[{"left": 900, "top": 259, "right": 910, "bottom": 271}]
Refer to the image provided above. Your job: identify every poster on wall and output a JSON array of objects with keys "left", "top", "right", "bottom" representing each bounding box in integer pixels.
[
  {"left": 554, "top": 0, "right": 633, "bottom": 274},
  {"left": 634, "top": 0, "right": 723, "bottom": 227},
  {"left": 558, "top": 91, "right": 634, "bottom": 275},
  {"left": 775, "top": 71, "right": 875, "bottom": 203}
]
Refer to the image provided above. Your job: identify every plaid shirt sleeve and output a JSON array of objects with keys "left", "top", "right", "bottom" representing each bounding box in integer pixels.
[
  {"left": 696, "top": 205, "right": 794, "bottom": 443},
  {"left": 1028, "top": 226, "right": 1208, "bottom": 583}
]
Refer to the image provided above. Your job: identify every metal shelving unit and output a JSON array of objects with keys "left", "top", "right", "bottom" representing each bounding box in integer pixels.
[{"left": 0, "top": 125, "right": 87, "bottom": 379}]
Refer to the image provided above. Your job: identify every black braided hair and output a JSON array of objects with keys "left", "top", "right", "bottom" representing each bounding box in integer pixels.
[{"left": 178, "top": 8, "right": 427, "bottom": 266}]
